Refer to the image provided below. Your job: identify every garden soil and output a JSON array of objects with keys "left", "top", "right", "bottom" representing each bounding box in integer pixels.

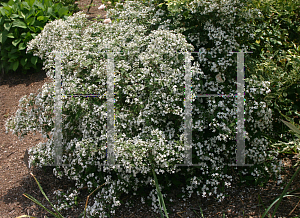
[{"left": 1, "top": 0, "right": 300, "bottom": 217}]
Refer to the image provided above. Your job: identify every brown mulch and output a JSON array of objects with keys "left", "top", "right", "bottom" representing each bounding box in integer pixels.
[{"left": 1, "top": 1, "right": 300, "bottom": 217}]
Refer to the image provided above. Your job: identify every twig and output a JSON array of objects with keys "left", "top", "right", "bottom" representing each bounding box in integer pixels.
[
  {"left": 289, "top": 199, "right": 300, "bottom": 216},
  {"left": 176, "top": 211, "right": 186, "bottom": 218}
]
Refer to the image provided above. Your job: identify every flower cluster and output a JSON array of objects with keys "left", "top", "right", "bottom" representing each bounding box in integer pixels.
[{"left": 5, "top": 1, "right": 283, "bottom": 216}]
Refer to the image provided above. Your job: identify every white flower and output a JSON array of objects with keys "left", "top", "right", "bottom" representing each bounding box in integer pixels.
[
  {"left": 103, "top": 18, "right": 112, "bottom": 24},
  {"left": 98, "top": 4, "right": 106, "bottom": 10}
]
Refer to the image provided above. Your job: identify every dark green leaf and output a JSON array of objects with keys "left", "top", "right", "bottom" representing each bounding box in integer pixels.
[
  {"left": 8, "top": 53, "right": 19, "bottom": 59},
  {"left": 20, "top": 57, "right": 27, "bottom": 66},
  {"left": 31, "top": 56, "right": 38, "bottom": 65},
  {"left": 12, "top": 60, "right": 19, "bottom": 71},
  {"left": 0, "top": 30, "right": 7, "bottom": 43}
]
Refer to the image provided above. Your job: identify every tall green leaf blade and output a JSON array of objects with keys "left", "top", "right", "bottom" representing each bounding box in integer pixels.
[
  {"left": 281, "top": 119, "right": 300, "bottom": 137},
  {"left": 22, "top": 193, "right": 59, "bottom": 217}
]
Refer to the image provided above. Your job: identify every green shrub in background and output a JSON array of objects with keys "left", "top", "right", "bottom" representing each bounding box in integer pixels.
[
  {"left": 0, "top": 0, "right": 73, "bottom": 75},
  {"left": 239, "top": 0, "right": 300, "bottom": 150},
  {"left": 51, "top": 0, "right": 80, "bottom": 16}
]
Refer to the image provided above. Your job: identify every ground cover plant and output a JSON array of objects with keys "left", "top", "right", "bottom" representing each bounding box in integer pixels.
[{"left": 5, "top": 0, "right": 287, "bottom": 217}]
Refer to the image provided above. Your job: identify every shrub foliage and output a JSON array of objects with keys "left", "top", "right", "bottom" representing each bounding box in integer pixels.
[{"left": 0, "top": 0, "right": 73, "bottom": 75}]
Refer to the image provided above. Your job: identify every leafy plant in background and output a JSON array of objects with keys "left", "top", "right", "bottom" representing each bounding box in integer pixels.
[
  {"left": 5, "top": 1, "right": 284, "bottom": 217},
  {"left": 238, "top": 0, "right": 300, "bottom": 147},
  {"left": 51, "top": 0, "right": 81, "bottom": 16},
  {"left": 0, "top": 0, "right": 73, "bottom": 75}
]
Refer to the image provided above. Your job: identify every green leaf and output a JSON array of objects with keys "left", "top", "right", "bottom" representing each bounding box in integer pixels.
[
  {"left": 27, "top": 0, "right": 35, "bottom": 7},
  {"left": 19, "top": 11, "right": 26, "bottom": 19},
  {"left": 18, "top": 42, "right": 26, "bottom": 50},
  {"left": 12, "top": 19, "right": 27, "bottom": 29},
  {"left": 20, "top": 32, "right": 27, "bottom": 38},
  {"left": 10, "top": 14, "right": 19, "bottom": 19},
  {"left": 4, "top": 22, "right": 12, "bottom": 31},
  {"left": 34, "top": 1, "right": 45, "bottom": 10},
  {"left": 12, "top": 60, "right": 19, "bottom": 71},
  {"left": 31, "top": 56, "right": 38, "bottom": 65},
  {"left": 21, "top": 1, "right": 30, "bottom": 10},
  {"left": 47, "top": 7, "right": 52, "bottom": 14},
  {"left": 7, "top": 33, "right": 14, "bottom": 38},
  {"left": 37, "top": 16, "right": 45, "bottom": 21},
  {"left": 20, "top": 57, "right": 27, "bottom": 66},
  {"left": 0, "top": 31, "right": 7, "bottom": 43},
  {"left": 58, "top": 7, "right": 68, "bottom": 17},
  {"left": 28, "top": 25, "right": 36, "bottom": 32},
  {"left": 281, "top": 119, "right": 300, "bottom": 137},
  {"left": 0, "top": 8, "right": 7, "bottom": 16},
  {"left": 12, "top": 38, "right": 21, "bottom": 47}
]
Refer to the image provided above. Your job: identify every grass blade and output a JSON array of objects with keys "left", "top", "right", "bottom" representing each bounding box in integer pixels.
[
  {"left": 261, "top": 165, "right": 300, "bottom": 218},
  {"left": 28, "top": 173, "right": 64, "bottom": 218},
  {"left": 22, "top": 193, "right": 61, "bottom": 217},
  {"left": 151, "top": 162, "right": 169, "bottom": 218},
  {"left": 280, "top": 119, "right": 300, "bottom": 138}
]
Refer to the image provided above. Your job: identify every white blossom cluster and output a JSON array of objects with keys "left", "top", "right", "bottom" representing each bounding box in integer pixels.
[{"left": 5, "top": 1, "right": 283, "bottom": 217}]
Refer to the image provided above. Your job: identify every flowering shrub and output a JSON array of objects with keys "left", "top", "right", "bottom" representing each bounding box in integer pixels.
[{"left": 5, "top": 1, "right": 283, "bottom": 217}]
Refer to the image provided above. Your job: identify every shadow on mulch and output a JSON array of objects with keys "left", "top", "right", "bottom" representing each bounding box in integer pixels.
[
  {"left": 1, "top": 166, "right": 89, "bottom": 218},
  {"left": 0, "top": 68, "right": 49, "bottom": 87}
]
